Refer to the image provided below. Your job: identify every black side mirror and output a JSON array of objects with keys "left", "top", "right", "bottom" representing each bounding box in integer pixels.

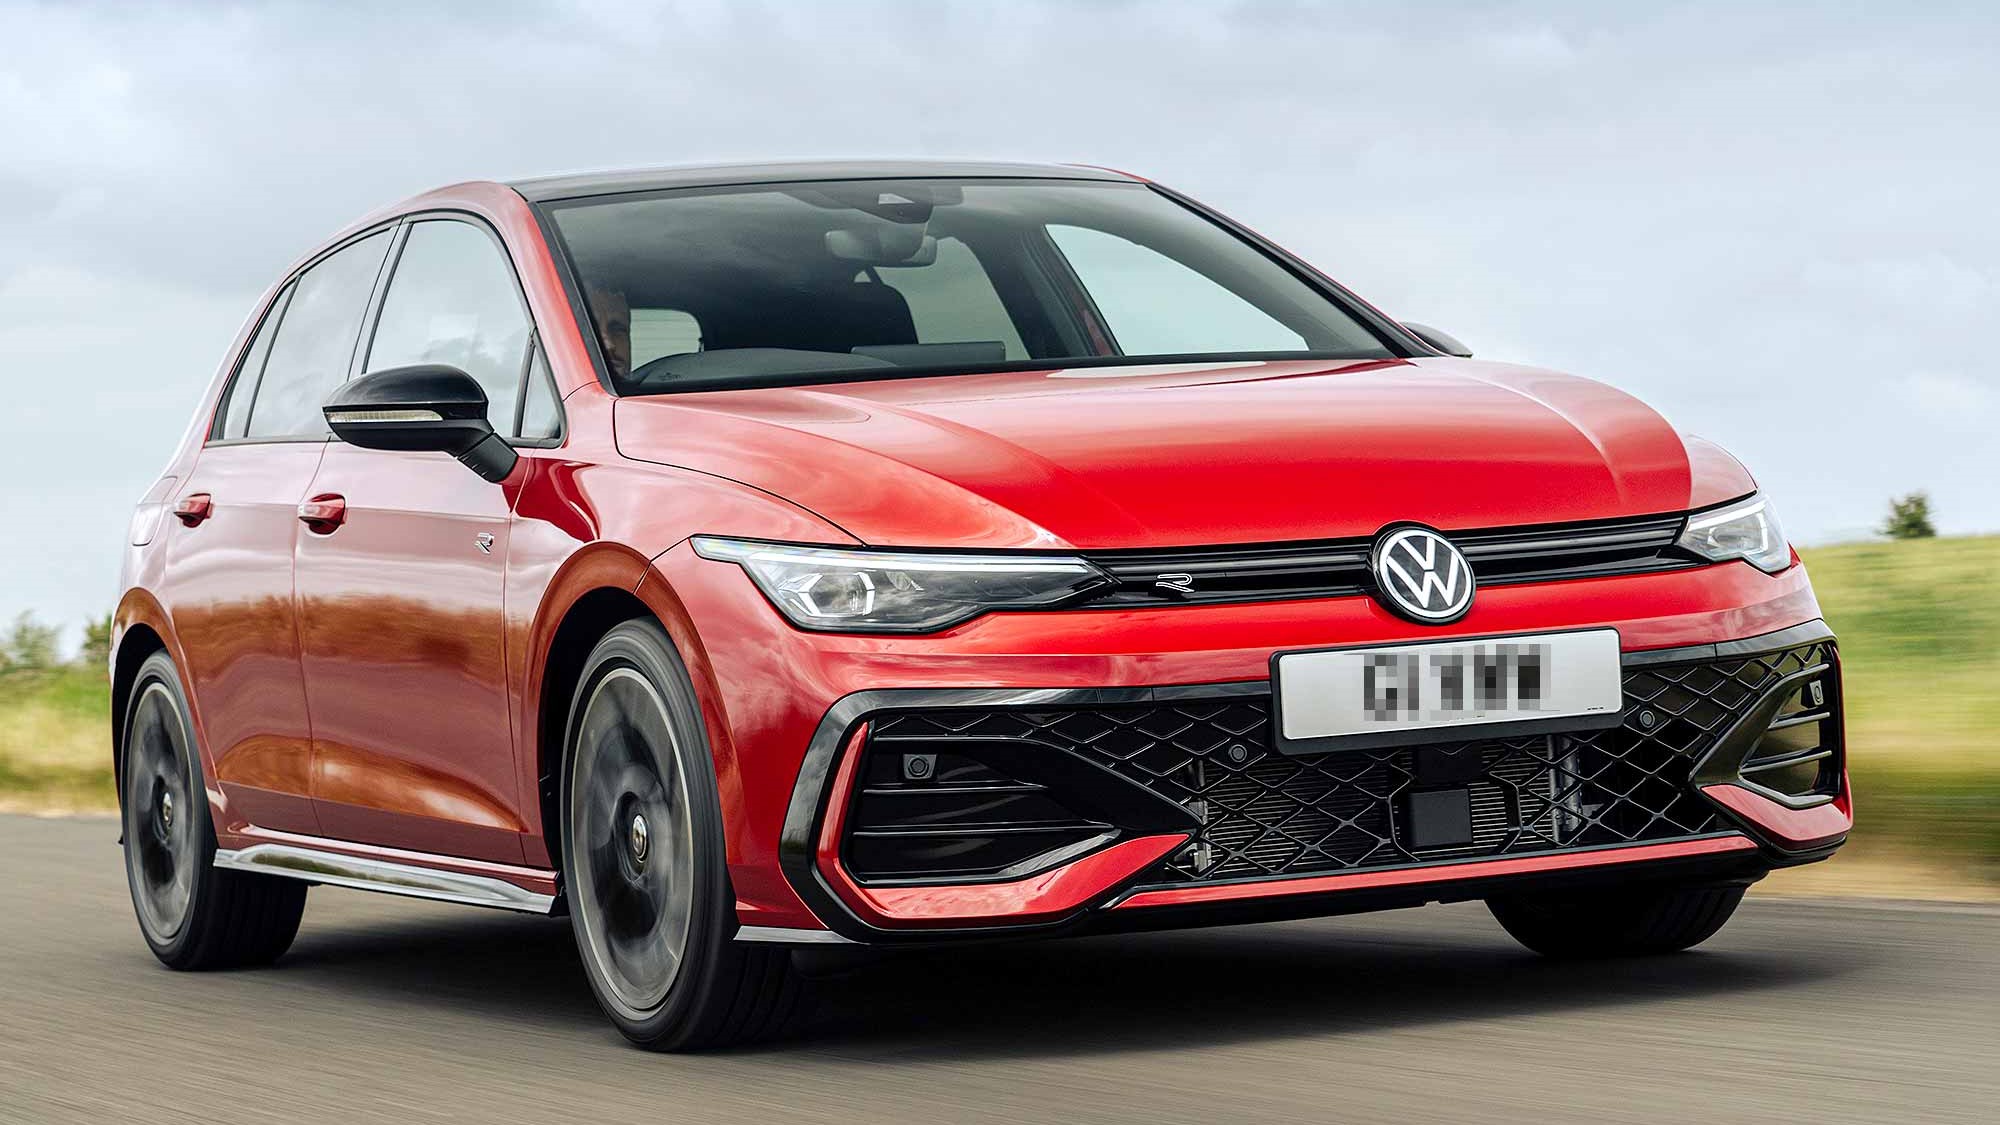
[
  {"left": 323, "top": 365, "right": 518, "bottom": 483},
  {"left": 1402, "top": 321, "right": 1473, "bottom": 358}
]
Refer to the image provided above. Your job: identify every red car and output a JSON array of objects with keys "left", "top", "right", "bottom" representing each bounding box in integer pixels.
[{"left": 114, "top": 161, "right": 1849, "bottom": 1048}]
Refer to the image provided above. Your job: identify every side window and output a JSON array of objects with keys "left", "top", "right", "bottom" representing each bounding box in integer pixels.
[
  {"left": 1047, "top": 225, "right": 1306, "bottom": 355},
  {"left": 876, "top": 237, "right": 1027, "bottom": 359},
  {"left": 518, "top": 346, "right": 562, "bottom": 441},
  {"left": 213, "top": 282, "right": 293, "bottom": 440},
  {"left": 366, "top": 220, "right": 532, "bottom": 431},
  {"left": 248, "top": 231, "right": 391, "bottom": 438}
]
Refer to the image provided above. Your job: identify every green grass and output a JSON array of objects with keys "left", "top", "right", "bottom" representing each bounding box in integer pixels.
[
  {"left": 0, "top": 664, "right": 114, "bottom": 811},
  {"left": 1799, "top": 536, "right": 2000, "bottom": 881},
  {"left": 2, "top": 536, "right": 1994, "bottom": 886}
]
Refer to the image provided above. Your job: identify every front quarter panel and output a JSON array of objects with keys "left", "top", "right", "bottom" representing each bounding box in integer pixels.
[{"left": 502, "top": 392, "right": 857, "bottom": 870}]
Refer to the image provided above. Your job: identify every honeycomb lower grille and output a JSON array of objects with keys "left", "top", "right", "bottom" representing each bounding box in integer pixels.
[{"left": 862, "top": 640, "right": 1834, "bottom": 885}]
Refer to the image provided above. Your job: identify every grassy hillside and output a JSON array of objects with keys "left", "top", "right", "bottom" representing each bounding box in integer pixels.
[{"left": 3, "top": 536, "right": 1994, "bottom": 886}]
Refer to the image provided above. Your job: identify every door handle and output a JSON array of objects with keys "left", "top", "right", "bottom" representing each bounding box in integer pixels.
[
  {"left": 173, "top": 493, "right": 213, "bottom": 527},
  {"left": 297, "top": 494, "right": 346, "bottom": 534}
]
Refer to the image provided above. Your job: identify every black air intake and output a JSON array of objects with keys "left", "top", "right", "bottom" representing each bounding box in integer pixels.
[{"left": 1694, "top": 653, "right": 1843, "bottom": 808}]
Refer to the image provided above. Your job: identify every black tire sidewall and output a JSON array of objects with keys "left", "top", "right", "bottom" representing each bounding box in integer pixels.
[
  {"left": 1488, "top": 882, "right": 1745, "bottom": 957},
  {"left": 559, "top": 619, "right": 734, "bottom": 1047},
  {"left": 121, "top": 651, "right": 219, "bottom": 963}
]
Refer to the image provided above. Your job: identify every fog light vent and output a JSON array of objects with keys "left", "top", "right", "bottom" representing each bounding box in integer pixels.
[
  {"left": 844, "top": 739, "right": 1114, "bottom": 883},
  {"left": 1737, "top": 674, "right": 1841, "bottom": 804}
]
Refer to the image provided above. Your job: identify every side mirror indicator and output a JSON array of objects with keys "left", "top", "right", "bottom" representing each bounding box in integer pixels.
[{"left": 322, "top": 365, "right": 517, "bottom": 483}]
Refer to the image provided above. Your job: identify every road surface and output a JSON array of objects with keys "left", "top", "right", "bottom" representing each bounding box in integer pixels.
[{"left": 2, "top": 813, "right": 1993, "bottom": 1124}]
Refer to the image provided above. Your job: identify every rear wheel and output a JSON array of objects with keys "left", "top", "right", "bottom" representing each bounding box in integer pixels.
[
  {"left": 121, "top": 651, "right": 306, "bottom": 970},
  {"left": 560, "top": 619, "right": 801, "bottom": 1050},
  {"left": 1487, "top": 882, "right": 1746, "bottom": 958}
]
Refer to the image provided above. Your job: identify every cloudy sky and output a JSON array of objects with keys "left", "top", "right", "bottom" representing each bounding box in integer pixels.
[{"left": 2, "top": 0, "right": 1995, "bottom": 644}]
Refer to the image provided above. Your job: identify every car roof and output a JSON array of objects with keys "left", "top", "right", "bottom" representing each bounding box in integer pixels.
[{"left": 508, "top": 159, "right": 1142, "bottom": 202}]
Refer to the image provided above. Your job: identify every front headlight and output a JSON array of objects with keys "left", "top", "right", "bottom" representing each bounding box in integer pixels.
[
  {"left": 691, "top": 537, "right": 1113, "bottom": 632},
  {"left": 1677, "top": 494, "right": 1792, "bottom": 573}
]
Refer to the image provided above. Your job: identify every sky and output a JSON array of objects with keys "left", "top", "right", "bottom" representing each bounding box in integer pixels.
[{"left": 2, "top": 0, "right": 1996, "bottom": 646}]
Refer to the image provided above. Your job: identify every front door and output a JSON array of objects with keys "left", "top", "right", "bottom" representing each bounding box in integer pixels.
[
  {"left": 296, "top": 445, "right": 522, "bottom": 861},
  {"left": 295, "top": 216, "right": 542, "bottom": 863}
]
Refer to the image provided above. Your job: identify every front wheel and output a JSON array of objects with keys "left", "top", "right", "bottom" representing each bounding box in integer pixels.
[
  {"left": 1487, "top": 882, "right": 1746, "bottom": 958},
  {"left": 560, "top": 619, "right": 801, "bottom": 1049}
]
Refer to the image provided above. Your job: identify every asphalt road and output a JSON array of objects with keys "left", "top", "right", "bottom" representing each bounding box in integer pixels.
[{"left": 3, "top": 814, "right": 1994, "bottom": 1125}]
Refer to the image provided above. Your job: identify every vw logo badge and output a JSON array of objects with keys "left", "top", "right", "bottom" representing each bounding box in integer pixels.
[{"left": 1370, "top": 525, "right": 1475, "bottom": 624}]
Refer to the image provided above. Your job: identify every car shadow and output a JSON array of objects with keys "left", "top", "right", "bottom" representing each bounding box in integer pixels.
[{"left": 276, "top": 895, "right": 1862, "bottom": 1057}]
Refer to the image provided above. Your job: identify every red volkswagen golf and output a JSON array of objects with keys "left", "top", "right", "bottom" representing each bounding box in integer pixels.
[{"left": 114, "top": 161, "right": 1850, "bottom": 1048}]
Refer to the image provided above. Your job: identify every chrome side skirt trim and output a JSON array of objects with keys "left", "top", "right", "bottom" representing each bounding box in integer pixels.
[
  {"left": 735, "top": 925, "right": 857, "bottom": 945},
  {"left": 213, "top": 843, "right": 556, "bottom": 914}
]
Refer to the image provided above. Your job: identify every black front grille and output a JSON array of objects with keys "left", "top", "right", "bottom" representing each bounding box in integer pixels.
[
  {"left": 1079, "top": 512, "right": 1697, "bottom": 606},
  {"left": 861, "top": 639, "right": 1833, "bottom": 887}
]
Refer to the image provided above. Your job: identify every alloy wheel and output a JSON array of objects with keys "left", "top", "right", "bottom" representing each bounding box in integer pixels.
[
  {"left": 125, "top": 681, "right": 196, "bottom": 941},
  {"left": 568, "top": 666, "right": 697, "bottom": 1018}
]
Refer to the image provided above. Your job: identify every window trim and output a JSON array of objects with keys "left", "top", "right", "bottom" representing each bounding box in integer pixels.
[
  {"left": 204, "top": 221, "right": 400, "bottom": 447},
  {"left": 207, "top": 211, "right": 569, "bottom": 451},
  {"left": 355, "top": 209, "right": 567, "bottom": 449},
  {"left": 209, "top": 279, "right": 295, "bottom": 443}
]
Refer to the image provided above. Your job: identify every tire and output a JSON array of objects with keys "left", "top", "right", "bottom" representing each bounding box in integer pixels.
[
  {"left": 559, "top": 619, "right": 801, "bottom": 1050},
  {"left": 121, "top": 651, "right": 306, "bottom": 970},
  {"left": 1487, "top": 882, "right": 1746, "bottom": 958}
]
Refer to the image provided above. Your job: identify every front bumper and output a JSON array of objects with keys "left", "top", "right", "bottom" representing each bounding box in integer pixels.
[
  {"left": 654, "top": 544, "right": 1845, "bottom": 940},
  {"left": 780, "top": 621, "right": 1845, "bottom": 942}
]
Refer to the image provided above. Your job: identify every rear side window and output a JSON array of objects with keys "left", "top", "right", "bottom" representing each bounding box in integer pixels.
[
  {"left": 365, "top": 220, "right": 533, "bottom": 431},
  {"left": 213, "top": 282, "right": 293, "bottom": 440},
  {"left": 630, "top": 308, "right": 702, "bottom": 368},
  {"left": 248, "top": 231, "right": 391, "bottom": 438},
  {"left": 876, "top": 236, "right": 1027, "bottom": 360}
]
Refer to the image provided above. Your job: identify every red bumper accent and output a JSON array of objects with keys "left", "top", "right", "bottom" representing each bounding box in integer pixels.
[
  {"left": 1110, "top": 835, "right": 1759, "bottom": 911},
  {"left": 1701, "top": 781, "right": 1852, "bottom": 851},
  {"left": 827, "top": 835, "right": 1191, "bottom": 929}
]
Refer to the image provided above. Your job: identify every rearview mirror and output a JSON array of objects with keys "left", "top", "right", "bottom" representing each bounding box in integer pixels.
[
  {"left": 322, "top": 365, "right": 518, "bottom": 483},
  {"left": 1402, "top": 321, "right": 1473, "bottom": 358}
]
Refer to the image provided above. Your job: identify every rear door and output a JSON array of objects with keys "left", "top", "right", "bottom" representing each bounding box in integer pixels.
[
  {"left": 297, "top": 217, "right": 551, "bottom": 863},
  {"left": 166, "top": 230, "right": 393, "bottom": 834}
]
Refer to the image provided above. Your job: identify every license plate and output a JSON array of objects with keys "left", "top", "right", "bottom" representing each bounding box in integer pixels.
[{"left": 1270, "top": 629, "right": 1623, "bottom": 754}]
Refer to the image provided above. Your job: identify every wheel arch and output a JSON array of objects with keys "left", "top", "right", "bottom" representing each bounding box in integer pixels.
[
  {"left": 520, "top": 544, "right": 735, "bottom": 873},
  {"left": 109, "top": 590, "right": 182, "bottom": 808}
]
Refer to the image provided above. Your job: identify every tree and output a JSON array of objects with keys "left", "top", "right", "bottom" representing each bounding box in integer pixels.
[
  {"left": 0, "top": 612, "right": 61, "bottom": 675},
  {"left": 80, "top": 614, "right": 114, "bottom": 670},
  {"left": 1882, "top": 492, "right": 1937, "bottom": 540}
]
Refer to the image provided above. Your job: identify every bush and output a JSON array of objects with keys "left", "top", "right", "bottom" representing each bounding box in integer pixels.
[
  {"left": 79, "top": 615, "right": 113, "bottom": 671},
  {"left": 1883, "top": 492, "right": 1937, "bottom": 539},
  {"left": 0, "top": 613, "right": 62, "bottom": 675}
]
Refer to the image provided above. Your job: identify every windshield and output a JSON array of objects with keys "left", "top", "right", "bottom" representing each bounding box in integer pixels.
[{"left": 545, "top": 178, "right": 1395, "bottom": 394}]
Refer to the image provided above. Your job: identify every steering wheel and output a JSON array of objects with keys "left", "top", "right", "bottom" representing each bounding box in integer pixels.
[{"left": 625, "top": 353, "right": 686, "bottom": 386}]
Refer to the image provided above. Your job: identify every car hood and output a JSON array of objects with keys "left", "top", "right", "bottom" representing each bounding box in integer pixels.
[{"left": 614, "top": 357, "right": 1747, "bottom": 549}]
